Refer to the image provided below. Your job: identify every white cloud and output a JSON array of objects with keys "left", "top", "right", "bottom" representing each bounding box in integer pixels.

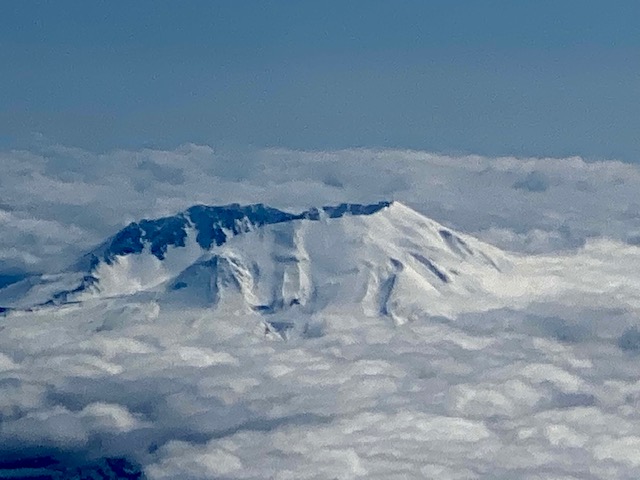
[
  {"left": 2, "top": 144, "right": 640, "bottom": 273},
  {"left": 2, "top": 144, "right": 640, "bottom": 477},
  {"left": 0, "top": 279, "right": 638, "bottom": 478}
]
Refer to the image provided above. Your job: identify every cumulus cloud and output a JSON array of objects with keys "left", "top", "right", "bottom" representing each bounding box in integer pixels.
[
  {"left": 0, "top": 278, "right": 639, "bottom": 478},
  {"left": 3, "top": 144, "right": 640, "bottom": 477},
  {"left": 0, "top": 256, "right": 640, "bottom": 479},
  {"left": 2, "top": 144, "right": 640, "bottom": 273}
]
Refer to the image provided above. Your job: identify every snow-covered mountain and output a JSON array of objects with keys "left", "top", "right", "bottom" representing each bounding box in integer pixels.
[{"left": 0, "top": 201, "right": 513, "bottom": 321}]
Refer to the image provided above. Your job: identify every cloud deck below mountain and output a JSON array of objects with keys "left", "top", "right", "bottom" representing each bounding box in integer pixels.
[
  {"left": 1, "top": 290, "right": 640, "bottom": 478},
  {"left": 3, "top": 146, "right": 640, "bottom": 478}
]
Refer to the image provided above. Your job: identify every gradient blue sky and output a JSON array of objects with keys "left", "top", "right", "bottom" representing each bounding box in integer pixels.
[{"left": 2, "top": 1, "right": 640, "bottom": 160}]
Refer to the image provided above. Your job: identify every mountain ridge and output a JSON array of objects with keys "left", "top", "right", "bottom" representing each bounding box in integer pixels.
[
  {"left": 79, "top": 201, "right": 392, "bottom": 266},
  {"left": 0, "top": 201, "right": 509, "bottom": 320}
]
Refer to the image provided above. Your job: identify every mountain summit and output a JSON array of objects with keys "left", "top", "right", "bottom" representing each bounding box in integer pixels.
[{"left": 0, "top": 201, "right": 511, "bottom": 321}]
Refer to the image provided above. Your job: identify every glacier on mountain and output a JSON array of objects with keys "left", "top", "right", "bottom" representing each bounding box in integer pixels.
[
  {"left": 4, "top": 200, "right": 640, "bottom": 323},
  {"left": 0, "top": 202, "right": 389, "bottom": 308},
  {"left": 0, "top": 200, "right": 509, "bottom": 319}
]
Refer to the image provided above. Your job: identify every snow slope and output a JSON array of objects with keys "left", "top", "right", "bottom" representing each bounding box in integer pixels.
[
  {"left": 162, "top": 201, "right": 513, "bottom": 323},
  {"left": 4, "top": 200, "right": 639, "bottom": 323},
  {"left": 0, "top": 202, "right": 392, "bottom": 308},
  {"left": 0, "top": 201, "right": 512, "bottom": 320}
]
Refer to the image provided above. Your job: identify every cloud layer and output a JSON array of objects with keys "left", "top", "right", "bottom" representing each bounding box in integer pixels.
[
  {"left": 3, "top": 144, "right": 640, "bottom": 274},
  {"left": 2, "top": 292, "right": 640, "bottom": 478},
  {"left": 3, "top": 144, "right": 640, "bottom": 478}
]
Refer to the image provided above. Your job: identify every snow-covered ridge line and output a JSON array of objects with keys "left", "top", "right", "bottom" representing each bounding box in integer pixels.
[
  {"left": 0, "top": 201, "right": 397, "bottom": 309},
  {"left": 0, "top": 200, "right": 513, "bottom": 318},
  {"left": 97, "top": 201, "right": 392, "bottom": 262}
]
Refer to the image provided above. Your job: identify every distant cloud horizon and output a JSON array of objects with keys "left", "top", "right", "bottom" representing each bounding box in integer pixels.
[{"left": 2, "top": 143, "right": 640, "bottom": 276}]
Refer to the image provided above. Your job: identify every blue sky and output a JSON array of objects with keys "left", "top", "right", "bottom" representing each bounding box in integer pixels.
[{"left": 2, "top": 1, "right": 640, "bottom": 160}]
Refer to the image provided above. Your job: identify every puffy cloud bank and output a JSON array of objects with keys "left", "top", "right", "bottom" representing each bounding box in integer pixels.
[
  {"left": 3, "top": 293, "right": 640, "bottom": 478},
  {"left": 2, "top": 144, "right": 640, "bottom": 478},
  {"left": 2, "top": 144, "right": 640, "bottom": 274}
]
